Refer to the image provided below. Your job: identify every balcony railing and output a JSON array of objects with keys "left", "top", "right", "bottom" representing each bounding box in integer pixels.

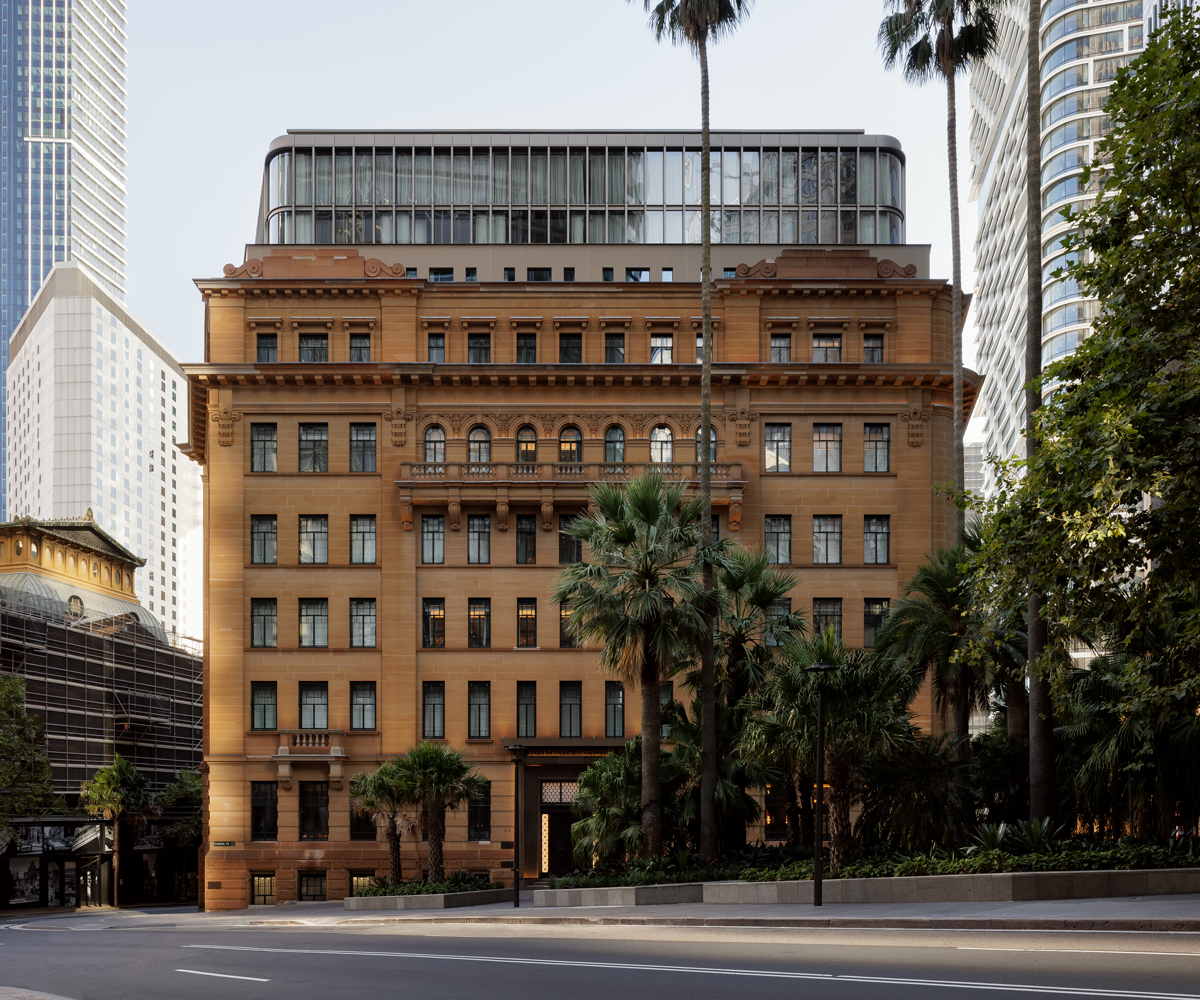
[{"left": 398, "top": 462, "right": 744, "bottom": 484}]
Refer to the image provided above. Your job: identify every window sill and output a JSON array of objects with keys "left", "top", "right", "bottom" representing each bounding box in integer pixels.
[
  {"left": 761, "top": 471, "right": 898, "bottom": 477},
  {"left": 466, "top": 738, "right": 494, "bottom": 745}
]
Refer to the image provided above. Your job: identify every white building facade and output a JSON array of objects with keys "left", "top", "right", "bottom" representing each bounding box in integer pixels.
[
  {"left": 969, "top": 0, "right": 1143, "bottom": 494},
  {"left": 5, "top": 263, "right": 201, "bottom": 637}
]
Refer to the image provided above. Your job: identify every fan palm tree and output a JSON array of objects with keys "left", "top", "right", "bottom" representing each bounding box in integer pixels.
[
  {"left": 78, "top": 753, "right": 160, "bottom": 906},
  {"left": 632, "top": 0, "right": 753, "bottom": 861},
  {"left": 553, "top": 470, "right": 707, "bottom": 857},
  {"left": 391, "top": 743, "right": 486, "bottom": 884},
  {"left": 879, "top": 0, "right": 1002, "bottom": 547},
  {"left": 350, "top": 761, "right": 413, "bottom": 886}
]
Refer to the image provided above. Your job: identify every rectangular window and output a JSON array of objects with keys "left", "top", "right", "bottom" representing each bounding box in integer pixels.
[
  {"left": 528, "top": 267, "right": 552, "bottom": 282},
  {"left": 814, "top": 598, "right": 843, "bottom": 642},
  {"left": 605, "top": 681, "right": 625, "bottom": 738},
  {"left": 298, "top": 423, "right": 329, "bottom": 473},
  {"left": 864, "top": 516, "right": 890, "bottom": 565},
  {"left": 250, "top": 783, "right": 278, "bottom": 841},
  {"left": 516, "top": 514, "right": 537, "bottom": 564},
  {"left": 251, "top": 599, "right": 277, "bottom": 648},
  {"left": 764, "top": 424, "right": 792, "bottom": 473},
  {"left": 350, "top": 334, "right": 371, "bottom": 363},
  {"left": 350, "top": 809, "right": 376, "bottom": 842},
  {"left": 350, "top": 515, "right": 376, "bottom": 564},
  {"left": 422, "top": 515, "right": 445, "bottom": 564},
  {"left": 299, "top": 681, "right": 329, "bottom": 728},
  {"left": 251, "top": 424, "right": 277, "bottom": 473},
  {"left": 517, "top": 681, "right": 537, "bottom": 737},
  {"left": 350, "top": 424, "right": 377, "bottom": 472},
  {"left": 257, "top": 334, "right": 278, "bottom": 363},
  {"left": 467, "top": 333, "right": 491, "bottom": 364},
  {"left": 765, "top": 515, "right": 792, "bottom": 565},
  {"left": 517, "top": 334, "right": 537, "bottom": 364},
  {"left": 351, "top": 681, "right": 376, "bottom": 729},
  {"left": 864, "top": 424, "right": 890, "bottom": 473},
  {"left": 559, "top": 514, "right": 582, "bottom": 564},
  {"left": 863, "top": 333, "right": 884, "bottom": 363},
  {"left": 517, "top": 598, "right": 538, "bottom": 648},
  {"left": 864, "top": 598, "right": 891, "bottom": 648},
  {"left": 770, "top": 334, "right": 791, "bottom": 363},
  {"left": 298, "top": 781, "right": 329, "bottom": 841},
  {"left": 298, "top": 515, "right": 329, "bottom": 564},
  {"left": 428, "top": 333, "right": 445, "bottom": 363},
  {"left": 350, "top": 599, "right": 377, "bottom": 648},
  {"left": 299, "top": 599, "right": 329, "bottom": 648},
  {"left": 251, "top": 515, "right": 277, "bottom": 564},
  {"left": 813, "top": 515, "right": 843, "bottom": 565},
  {"left": 764, "top": 599, "right": 791, "bottom": 648},
  {"left": 650, "top": 334, "right": 673, "bottom": 364},
  {"left": 605, "top": 334, "right": 625, "bottom": 363},
  {"left": 468, "top": 781, "right": 492, "bottom": 841},
  {"left": 660, "top": 681, "right": 674, "bottom": 739},
  {"left": 422, "top": 598, "right": 445, "bottom": 648},
  {"left": 812, "top": 334, "right": 841, "bottom": 363},
  {"left": 429, "top": 267, "right": 454, "bottom": 282},
  {"left": 251, "top": 681, "right": 277, "bottom": 730},
  {"left": 560, "top": 681, "right": 582, "bottom": 738},
  {"left": 468, "top": 515, "right": 491, "bottom": 564},
  {"left": 299, "top": 334, "right": 329, "bottom": 363},
  {"left": 251, "top": 873, "right": 276, "bottom": 906},
  {"left": 298, "top": 871, "right": 327, "bottom": 900},
  {"left": 813, "top": 424, "right": 843, "bottom": 473},
  {"left": 559, "top": 601, "right": 577, "bottom": 648},
  {"left": 559, "top": 333, "right": 583, "bottom": 364},
  {"left": 468, "top": 598, "right": 492, "bottom": 648},
  {"left": 468, "top": 681, "right": 491, "bottom": 738},
  {"left": 423, "top": 681, "right": 445, "bottom": 738}
]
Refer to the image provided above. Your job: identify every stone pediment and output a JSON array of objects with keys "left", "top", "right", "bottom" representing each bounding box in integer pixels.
[
  {"left": 222, "top": 249, "right": 405, "bottom": 280},
  {"left": 734, "top": 248, "right": 918, "bottom": 281}
]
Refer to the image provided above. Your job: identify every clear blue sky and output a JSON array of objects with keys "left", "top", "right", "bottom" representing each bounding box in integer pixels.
[{"left": 126, "top": 0, "right": 981, "bottom": 415}]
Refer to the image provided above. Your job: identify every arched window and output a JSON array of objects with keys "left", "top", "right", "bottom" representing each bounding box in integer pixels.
[
  {"left": 695, "top": 426, "right": 717, "bottom": 462},
  {"left": 468, "top": 425, "right": 492, "bottom": 463},
  {"left": 604, "top": 426, "right": 625, "bottom": 463},
  {"left": 424, "top": 425, "right": 446, "bottom": 463},
  {"left": 516, "top": 425, "right": 538, "bottom": 463},
  {"left": 650, "top": 425, "right": 674, "bottom": 463},
  {"left": 559, "top": 426, "right": 582, "bottom": 464}
]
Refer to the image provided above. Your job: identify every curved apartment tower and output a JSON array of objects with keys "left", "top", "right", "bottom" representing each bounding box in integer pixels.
[{"left": 970, "top": 0, "right": 1143, "bottom": 494}]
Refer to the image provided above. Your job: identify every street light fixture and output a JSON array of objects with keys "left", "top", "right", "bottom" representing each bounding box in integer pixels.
[{"left": 805, "top": 660, "right": 836, "bottom": 906}]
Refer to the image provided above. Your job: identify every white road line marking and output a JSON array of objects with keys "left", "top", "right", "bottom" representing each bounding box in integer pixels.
[
  {"left": 181, "top": 944, "right": 1200, "bottom": 998},
  {"left": 959, "top": 949, "right": 1200, "bottom": 958},
  {"left": 176, "top": 970, "right": 270, "bottom": 982}
]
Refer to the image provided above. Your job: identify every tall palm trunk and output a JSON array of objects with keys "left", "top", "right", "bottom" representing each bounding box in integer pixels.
[
  {"left": 640, "top": 649, "right": 664, "bottom": 857},
  {"left": 783, "top": 775, "right": 800, "bottom": 846},
  {"left": 386, "top": 821, "right": 402, "bottom": 886},
  {"left": 1025, "top": 0, "right": 1056, "bottom": 822},
  {"left": 697, "top": 34, "right": 718, "bottom": 862},
  {"left": 826, "top": 750, "right": 853, "bottom": 872},
  {"left": 947, "top": 66, "right": 966, "bottom": 547},
  {"left": 953, "top": 673, "right": 971, "bottom": 763},
  {"left": 111, "top": 816, "right": 121, "bottom": 907},
  {"left": 796, "top": 768, "right": 815, "bottom": 848},
  {"left": 426, "top": 812, "right": 445, "bottom": 883},
  {"left": 1006, "top": 667, "right": 1029, "bottom": 743}
]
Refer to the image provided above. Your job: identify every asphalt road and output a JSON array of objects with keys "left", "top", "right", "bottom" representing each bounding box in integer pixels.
[{"left": 3, "top": 911, "right": 1200, "bottom": 1000}]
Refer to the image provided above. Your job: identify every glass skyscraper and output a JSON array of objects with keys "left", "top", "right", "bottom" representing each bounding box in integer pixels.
[{"left": 0, "top": 0, "right": 127, "bottom": 519}]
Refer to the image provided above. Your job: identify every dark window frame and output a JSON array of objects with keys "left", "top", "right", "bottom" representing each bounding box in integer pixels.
[
  {"left": 813, "top": 515, "right": 843, "bottom": 565},
  {"left": 256, "top": 333, "right": 278, "bottom": 363},
  {"left": 467, "top": 515, "right": 491, "bottom": 565},
  {"left": 250, "top": 782, "right": 278, "bottom": 841},
  {"left": 468, "top": 780, "right": 492, "bottom": 841},
  {"left": 517, "top": 598, "right": 537, "bottom": 648},
  {"left": 350, "top": 423, "right": 377, "bottom": 473},
  {"left": 559, "top": 514, "right": 582, "bottom": 564},
  {"left": 422, "top": 514, "right": 445, "bottom": 564},
  {"left": 299, "top": 681, "right": 329, "bottom": 729},
  {"left": 605, "top": 680, "right": 625, "bottom": 738},
  {"left": 251, "top": 681, "right": 277, "bottom": 730},
  {"left": 422, "top": 598, "right": 445, "bottom": 648},
  {"left": 298, "top": 515, "right": 329, "bottom": 565},
  {"left": 298, "top": 781, "right": 330, "bottom": 842},
  {"left": 468, "top": 598, "right": 492, "bottom": 648},
  {"left": 251, "top": 515, "right": 277, "bottom": 565},
  {"left": 250, "top": 424, "right": 277, "bottom": 473},
  {"left": 350, "top": 681, "right": 376, "bottom": 730},
  {"left": 251, "top": 598, "right": 277, "bottom": 648},
  {"left": 349, "top": 333, "right": 371, "bottom": 363},
  {"left": 517, "top": 681, "right": 537, "bottom": 738},
  {"left": 298, "top": 423, "right": 329, "bottom": 473},
  {"left": 299, "top": 598, "right": 329, "bottom": 648},
  {"left": 350, "top": 515, "right": 376, "bottom": 564},
  {"left": 516, "top": 514, "right": 537, "bottom": 564},
  {"left": 299, "top": 334, "right": 329, "bottom": 363},
  {"left": 864, "top": 515, "right": 890, "bottom": 565},
  {"left": 813, "top": 598, "right": 843, "bottom": 642},
  {"left": 559, "top": 680, "right": 582, "bottom": 738},
  {"left": 423, "top": 681, "right": 445, "bottom": 739},
  {"left": 350, "top": 598, "right": 377, "bottom": 648},
  {"left": 468, "top": 680, "right": 491, "bottom": 739},
  {"left": 765, "top": 515, "right": 792, "bottom": 565}
]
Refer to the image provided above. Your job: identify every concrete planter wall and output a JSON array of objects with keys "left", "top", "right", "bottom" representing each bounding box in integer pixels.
[
  {"left": 344, "top": 888, "right": 511, "bottom": 910},
  {"left": 535, "top": 883, "right": 705, "bottom": 907},
  {"left": 703, "top": 867, "right": 1200, "bottom": 906}
]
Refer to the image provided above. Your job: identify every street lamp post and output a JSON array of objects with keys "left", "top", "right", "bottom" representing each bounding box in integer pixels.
[{"left": 805, "top": 661, "right": 836, "bottom": 907}]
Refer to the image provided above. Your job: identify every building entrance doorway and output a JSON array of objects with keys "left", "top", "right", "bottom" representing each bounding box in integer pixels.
[{"left": 539, "top": 779, "right": 579, "bottom": 876}]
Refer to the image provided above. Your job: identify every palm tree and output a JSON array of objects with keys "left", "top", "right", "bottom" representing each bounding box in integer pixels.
[
  {"left": 78, "top": 753, "right": 160, "bottom": 906},
  {"left": 350, "top": 761, "right": 412, "bottom": 886},
  {"left": 391, "top": 743, "right": 486, "bottom": 884},
  {"left": 554, "top": 470, "right": 707, "bottom": 857},
  {"left": 879, "top": 0, "right": 1002, "bottom": 547},
  {"left": 632, "top": 0, "right": 753, "bottom": 862}
]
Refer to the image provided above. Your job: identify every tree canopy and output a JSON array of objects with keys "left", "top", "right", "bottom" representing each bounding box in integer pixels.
[{"left": 0, "top": 676, "right": 59, "bottom": 850}]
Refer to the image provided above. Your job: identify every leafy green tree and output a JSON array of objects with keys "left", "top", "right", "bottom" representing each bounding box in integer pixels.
[
  {"left": 158, "top": 770, "right": 202, "bottom": 844},
  {"left": 79, "top": 753, "right": 160, "bottom": 905},
  {"left": 554, "top": 471, "right": 707, "bottom": 857},
  {"left": 351, "top": 761, "right": 414, "bottom": 886},
  {"left": 391, "top": 742, "right": 486, "bottom": 884},
  {"left": 977, "top": 7, "right": 1200, "bottom": 821},
  {"left": 571, "top": 739, "right": 649, "bottom": 867},
  {"left": 632, "top": 0, "right": 753, "bottom": 862},
  {"left": 0, "top": 676, "right": 59, "bottom": 850},
  {"left": 879, "top": 0, "right": 1003, "bottom": 546}
]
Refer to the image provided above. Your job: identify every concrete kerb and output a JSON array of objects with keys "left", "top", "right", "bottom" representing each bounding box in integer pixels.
[
  {"left": 343, "top": 888, "right": 512, "bottom": 910},
  {"left": 534, "top": 883, "right": 705, "bottom": 907}
]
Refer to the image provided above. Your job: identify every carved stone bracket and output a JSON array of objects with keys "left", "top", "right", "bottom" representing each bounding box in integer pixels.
[
  {"left": 496, "top": 498, "right": 510, "bottom": 531},
  {"left": 541, "top": 498, "right": 555, "bottom": 532},
  {"left": 728, "top": 495, "right": 743, "bottom": 532},
  {"left": 208, "top": 407, "right": 242, "bottom": 447},
  {"left": 400, "top": 496, "right": 414, "bottom": 531},
  {"left": 384, "top": 410, "right": 414, "bottom": 447},
  {"left": 878, "top": 259, "right": 919, "bottom": 279},
  {"left": 448, "top": 498, "right": 462, "bottom": 531},
  {"left": 364, "top": 258, "right": 406, "bottom": 277},
  {"left": 900, "top": 408, "right": 931, "bottom": 447},
  {"left": 223, "top": 259, "right": 263, "bottom": 279}
]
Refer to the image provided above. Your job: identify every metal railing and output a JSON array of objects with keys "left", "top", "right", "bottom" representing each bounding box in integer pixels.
[{"left": 399, "top": 461, "right": 743, "bottom": 484}]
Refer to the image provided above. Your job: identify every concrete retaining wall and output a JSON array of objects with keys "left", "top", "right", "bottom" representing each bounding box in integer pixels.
[
  {"left": 535, "top": 883, "right": 705, "bottom": 907},
  {"left": 702, "top": 868, "right": 1200, "bottom": 905},
  {"left": 344, "top": 888, "right": 511, "bottom": 910}
]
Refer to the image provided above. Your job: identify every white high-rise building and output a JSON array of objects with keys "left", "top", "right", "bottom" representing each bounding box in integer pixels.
[
  {"left": 969, "top": 0, "right": 1143, "bottom": 494},
  {"left": 5, "top": 263, "right": 201, "bottom": 637}
]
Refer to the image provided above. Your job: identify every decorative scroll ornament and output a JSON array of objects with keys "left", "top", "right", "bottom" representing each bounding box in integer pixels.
[
  {"left": 384, "top": 410, "right": 414, "bottom": 448},
  {"left": 583, "top": 413, "right": 607, "bottom": 435},
  {"left": 900, "top": 408, "right": 931, "bottom": 447},
  {"left": 446, "top": 412, "right": 468, "bottom": 435},
  {"left": 400, "top": 497, "right": 413, "bottom": 531},
  {"left": 734, "top": 260, "right": 777, "bottom": 279},
  {"left": 541, "top": 501, "right": 555, "bottom": 532},
  {"left": 535, "top": 412, "right": 560, "bottom": 436},
  {"left": 877, "top": 259, "right": 920, "bottom": 279},
  {"left": 448, "top": 500, "right": 462, "bottom": 531},
  {"left": 208, "top": 407, "right": 242, "bottom": 447},
  {"left": 364, "top": 258, "right": 406, "bottom": 277},
  {"left": 222, "top": 259, "right": 263, "bottom": 279},
  {"left": 494, "top": 413, "right": 515, "bottom": 436},
  {"left": 728, "top": 496, "right": 743, "bottom": 532},
  {"left": 628, "top": 414, "right": 650, "bottom": 437}
]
